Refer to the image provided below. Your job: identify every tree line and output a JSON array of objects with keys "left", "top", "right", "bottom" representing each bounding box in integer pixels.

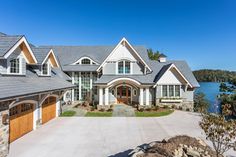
[{"left": 193, "top": 69, "right": 236, "bottom": 84}]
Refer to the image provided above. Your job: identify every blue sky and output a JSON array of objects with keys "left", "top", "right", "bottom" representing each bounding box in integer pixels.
[{"left": 0, "top": 0, "right": 235, "bottom": 71}]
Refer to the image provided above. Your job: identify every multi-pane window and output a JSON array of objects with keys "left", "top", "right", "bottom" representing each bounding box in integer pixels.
[
  {"left": 125, "top": 61, "right": 130, "bottom": 73},
  {"left": 81, "top": 59, "right": 91, "bottom": 64},
  {"left": 81, "top": 72, "right": 90, "bottom": 100},
  {"left": 42, "top": 63, "right": 48, "bottom": 75},
  {"left": 162, "top": 85, "right": 168, "bottom": 97},
  {"left": 10, "top": 58, "right": 20, "bottom": 73},
  {"left": 175, "top": 85, "right": 180, "bottom": 97},
  {"left": 118, "top": 61, "right": 124, "bottom": 74},
  {"left": 92, "top": 73, "right": 97, "bottom": 95},
  {"left": 74, "top": 72, "right": 80, "bottom": 101},
  {"left": 169, "top": 85, "right": 174, "bottom": 97},
  {"left": 118, "top": 60, "right": 131, "bottom": 74},
  {"left": 162, "top": 85, "right": 181, "bottom": 97}
]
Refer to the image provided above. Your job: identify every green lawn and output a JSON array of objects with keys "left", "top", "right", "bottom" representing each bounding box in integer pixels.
[
  {"left": 135, "top": 109, "right": 174, "bottom": 117},
  {"left": 85, "top": 112, "right": 112, "bottom": 117},
  {"left": 61, "top": 110, "right": 76, "bottom": 117}
]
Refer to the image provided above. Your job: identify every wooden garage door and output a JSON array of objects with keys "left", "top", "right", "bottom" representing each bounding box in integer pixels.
[
  {"left": 10, "top": 103, "right": 33, "bottom": 143},
  {"left": 42, "top": 97, "right": 56, "bottom": 124}
]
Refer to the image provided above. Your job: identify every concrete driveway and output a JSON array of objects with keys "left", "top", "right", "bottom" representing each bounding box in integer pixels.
[{"left": 8, "top": 111, "right": 235, "bottom": 157}]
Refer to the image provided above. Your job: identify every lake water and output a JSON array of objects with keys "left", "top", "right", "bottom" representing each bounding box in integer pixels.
[{"left": 195, "top": 82, "right": 221, "bottom": 113}]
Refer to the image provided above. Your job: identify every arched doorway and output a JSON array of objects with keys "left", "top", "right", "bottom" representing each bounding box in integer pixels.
[
  {"left": 9, "top": 103, "right": 34, "bottom": 142},
  {"left": 116, "top": 85, "right": 131, "bottom": 104},
  {"left": 42, "top": 96, "right": 57, "bottom": 124}
]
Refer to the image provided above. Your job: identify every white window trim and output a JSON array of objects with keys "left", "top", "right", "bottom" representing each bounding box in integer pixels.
[
  {"left": 161, "top": 85, "right": 181, "bottom": 98},
  {"left": 117, "top": 60, "right": 131, "bottom": 75},
  {"left": 41, "top": 60, "right": 50, "bottom": 76},
  {"left": 71, "top": 56, "right": 99, "bottom": 65},
  {"left": 7, "top": 56, "right": 23, "bottom": 75}
]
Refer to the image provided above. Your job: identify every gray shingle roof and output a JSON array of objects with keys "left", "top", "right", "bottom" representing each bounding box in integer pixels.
[
  {"left": 95, "top": 60, "right": 199, "bottom": 87},
  {"left": 94, "top": 75, "right": 154, "bottom": 85},
  {"left": 31, "top": 47, "right": 51, "bottom": 64},
  {"left": 149, "top": 60, "right": 200, "bottom": 87},
  {"left": 0, "top": 68, "right": 75, "bottom": 100},
  {"left": 62, "top": 65, "right": 99, "bottom": 72},
  {"left": 41, "top": 46, "right": 151, "bottom": 67},
  {"left": 0, "top": 34, "right": 23, "bottom": 56}
]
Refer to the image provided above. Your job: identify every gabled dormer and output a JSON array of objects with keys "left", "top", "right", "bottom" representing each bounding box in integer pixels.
[
  {"left": 97, "top": 38, "right": 151, "bottom": 75},
  {"left": 0, "top": 34, "right": 37, "bottom": 75},
  {"left": 32, "top": 47, "right": 60, "bottom": 76}
]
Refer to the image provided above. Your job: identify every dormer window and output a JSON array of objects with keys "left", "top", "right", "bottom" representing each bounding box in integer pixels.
[
  {"left": 10, "top": 58, "right": 20, "bottom": 73},
  {"left": 81, "top": 58, "right": 91, "bottom": 65},
  {"left": 118, "top": 60, "right": 131, "bottom": 74},
  {"left": 42, "top": 63, "right": 48, "bottom": 75}
]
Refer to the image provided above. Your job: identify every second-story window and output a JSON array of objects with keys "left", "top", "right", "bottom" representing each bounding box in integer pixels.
[
  {"left": 42, "top": 63, "right": 48, "bottom": 75},
  {"left": 118, "top": 60, "right": 131, "bottom": 74},
  {"left": 81, "top": 58, "right": 91, "bottom": 64},
  {"left": 118, "top": 61, "right": 124, "bottom": 74},
  {"left": 10, "top": 58, "right": 20, "bottom": 73},
  {"left": 125, "top": 61, "right": 130, "bottom": 73}
]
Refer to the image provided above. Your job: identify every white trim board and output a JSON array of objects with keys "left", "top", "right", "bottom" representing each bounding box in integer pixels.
[{"left": 4, "top": 36, "right": 38, "bottom": 64}]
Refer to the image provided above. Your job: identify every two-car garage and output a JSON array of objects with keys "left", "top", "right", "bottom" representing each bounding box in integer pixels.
[{"left": 9, "top": 96, "right": 57, "bottom": 143}]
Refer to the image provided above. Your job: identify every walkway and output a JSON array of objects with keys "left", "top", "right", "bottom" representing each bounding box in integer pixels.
[{"left": 112, "top": 104, "right": 135, "bottom": 117}]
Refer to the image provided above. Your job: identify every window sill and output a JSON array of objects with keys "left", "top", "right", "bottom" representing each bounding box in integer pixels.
[
  {"left": 5, "top": 73, "right": 25, "bottom": 76},
  {"left": 160, "top": 98, "right": 182, "bottom": 103}
]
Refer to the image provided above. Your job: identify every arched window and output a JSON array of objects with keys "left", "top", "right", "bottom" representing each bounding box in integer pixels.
[
  {"left": 118, "top": 60, "right": 131, "bottom": 74},
  {"left": 81, "top": 58, "right": 91, "bottom": 64}
]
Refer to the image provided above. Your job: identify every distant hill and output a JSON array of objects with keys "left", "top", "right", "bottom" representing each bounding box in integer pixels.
[{"left": 193, "top": 69, "right": 236, "bottom": 83}]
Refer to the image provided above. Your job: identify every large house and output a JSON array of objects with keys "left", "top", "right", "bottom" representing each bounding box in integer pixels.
[
  {"left": 0, "top": 33, "right": 199, "bottom": 157},
  {"left": 47, "top": 38, "right": 199, "bottom": 109},
  {"left": 0, "top": 33, "right": 74, "bottom": 157}
]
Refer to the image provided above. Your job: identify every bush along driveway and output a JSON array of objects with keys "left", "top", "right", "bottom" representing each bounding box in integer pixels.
[{"left": 61, "top": 104, "right": 175, "bottom": 117}]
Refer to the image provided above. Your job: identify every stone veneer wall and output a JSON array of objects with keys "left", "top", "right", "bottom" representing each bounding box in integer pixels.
[
  {"left": 0, "top": 105, "right": 9, "bottom": 157},
  {"left": 156, "top": 98, "right": 194, "bottom": 111}
]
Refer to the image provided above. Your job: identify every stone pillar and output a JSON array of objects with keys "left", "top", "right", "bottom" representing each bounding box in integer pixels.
[
  {"left": 0, "top": 106, "right": 9, "bottom": 157},
  {"left": 105, "top": 87, "right": 109, "bottom": 105},
  {"left": 146, "top": 87, "right": 150, "bottom": 106},
  {"left": 139, "top": 88, "right": 143, "bottom": 106},
  {"left": 33, "top": 103, "right": 38, "bottom": 130},
  {"left": 99, "top": 87, "right": 103, "bottom": 105},
  {"left": 56, "top": 98, "right": 60, "bottom": 117}
]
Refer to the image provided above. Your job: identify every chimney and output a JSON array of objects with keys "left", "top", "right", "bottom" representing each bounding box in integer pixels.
[{"left": 158, "top": 54, "right": 167, "bottom": 63}]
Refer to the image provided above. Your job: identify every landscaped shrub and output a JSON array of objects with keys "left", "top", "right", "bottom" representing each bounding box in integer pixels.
[
  {"left": 99, "top": 108, "right": 105, "bottom": 112},
  {"left": 171, "top": 105, "right": 176, "bottom": 109},
  {"left": 139, "top": 108, "right": 144, "bottom": 112},
  {"left": 178, "top": 106, "right": 183, "bottom": 110},
  {"left": 107, "top": 108, "right": 113, "bottom": 112},
  {"left": 145, "top": 108, "right": 152, "bottom": 111},
  {"left": 163, "top": 105, "right": 169, "bottom": 109},
  {"left": 90, "top": 106, "right": 96, "bottom": 111}
]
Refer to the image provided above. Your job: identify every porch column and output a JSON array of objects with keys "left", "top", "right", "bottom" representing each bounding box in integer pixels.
[
  {"left": 105, "top": 87, "right": 109, "bottom": 105},
  {"left": 146, "top": 87, "right": 150, "bottom": 106},
  {"left": 140, "top": 88, "right": 144, "bottom": 106},
  {"left": 71, "top": 72, "right": 75, "bottom": 101},
  {"left": 99, "top": 87, "right": 103, "bottom": 105},
  {"left": 79, "top": 72, "right": 82, "bottom": 100}
]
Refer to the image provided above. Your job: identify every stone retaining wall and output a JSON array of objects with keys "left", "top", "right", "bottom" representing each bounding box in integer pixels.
[{"left": 0, "top": 107, "right": 9, "bottom": 157}]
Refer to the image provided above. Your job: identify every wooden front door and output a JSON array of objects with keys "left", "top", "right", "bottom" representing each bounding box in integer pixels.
[
  {"left": 10, "top": 103, "right": 33, "bottom": 143},
  {"left": 117, "top": 86, "right": 131, "bottom": 104},
  {"left": 42, "top": 97, "right": 56, "bottom": 124}
]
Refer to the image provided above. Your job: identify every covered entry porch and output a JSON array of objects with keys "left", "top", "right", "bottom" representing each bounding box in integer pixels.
[{"left": 96, "top": 78, "right": 152, "bottom": 106}]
